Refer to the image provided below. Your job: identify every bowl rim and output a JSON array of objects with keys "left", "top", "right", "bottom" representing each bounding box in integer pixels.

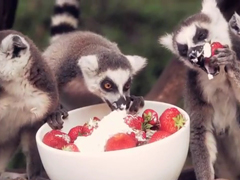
[{"left": 36, "top": 100, "right": 190, "bottom": 157}]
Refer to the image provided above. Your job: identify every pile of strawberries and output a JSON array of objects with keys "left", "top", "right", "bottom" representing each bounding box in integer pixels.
[{"left": 42, "top": 107, "right": 186, "bottom": 152}]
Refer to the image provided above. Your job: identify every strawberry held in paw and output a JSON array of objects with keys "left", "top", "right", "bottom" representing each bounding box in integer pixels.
[
  {"left": 43, "top": 130, "right": 71, "bottom": 149},
  {"left": 159, "top": 107, "right": 186, "bottom": 134},
  {"left": 211, "top": 42, "right": 224, "bottom": 56},
  {"left": 203, "top": 41, "right": 223, "bottom": 80},
  {"left": 104, "top": 133, "right": 137, "bottom": 151}
]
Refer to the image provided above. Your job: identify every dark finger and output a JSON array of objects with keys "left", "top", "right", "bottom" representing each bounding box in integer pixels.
[{"left": 56, "top": 112, "right": 63, "bottom": 129}]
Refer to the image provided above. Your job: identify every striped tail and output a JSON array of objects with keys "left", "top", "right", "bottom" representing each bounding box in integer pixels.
[{"left": 50, "top": 0, "right": 80, "bottom": 43}]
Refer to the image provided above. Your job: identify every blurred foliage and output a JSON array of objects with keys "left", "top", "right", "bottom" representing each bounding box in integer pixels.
[{"left": 9, "top": 0, "right": 201, "bottom": 169}]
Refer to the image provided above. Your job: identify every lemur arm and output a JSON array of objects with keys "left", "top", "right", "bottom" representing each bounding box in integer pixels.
[
  {"left": 211, "top": 45, "right": 240, "bottom": 102},
  {"left": 184, "top": 71, "right": 216, "bottom": 180}
]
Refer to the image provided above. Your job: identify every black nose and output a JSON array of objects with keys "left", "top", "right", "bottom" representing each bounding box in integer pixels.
[
  {"left": 106, "top": 96, "right": 127, "bottom": 111},
  {"left": 188, "top": 45, "right": 204, "bottom": 62},
  {"left": 188, "top": 50, "right": 197, "bottom": 60}
]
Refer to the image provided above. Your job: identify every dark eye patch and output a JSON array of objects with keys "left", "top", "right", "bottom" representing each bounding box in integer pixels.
[
  {"left": 100, "top": 77, "right": 118, "bottom": 93},
  {"left": 177, "top": 43, "right": 188, "bottom": 57},
  {"left": 193, "top": 27, "right": 208, "bottom": 43},
  {"left": 123, "top": 78, "right": 132, "bottom": 92}
]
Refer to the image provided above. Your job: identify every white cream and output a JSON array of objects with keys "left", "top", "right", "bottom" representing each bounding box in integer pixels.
[
  {"left": 74, "top": 110, "right": 134, "bottom": 152},
  {"left": 203, "top": 42, "right": 214, "bottom": 80}
]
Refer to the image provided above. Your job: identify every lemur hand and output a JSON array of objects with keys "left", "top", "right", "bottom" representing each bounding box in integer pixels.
[
  {"left": 126, "top": 95, "right": 145, "bottom": 114},
  {"left": 210, "top": 45, "right": 237, "bottom": 67},
  {"left": 45, "top": 104, "right": 69, "bottom": 130}
]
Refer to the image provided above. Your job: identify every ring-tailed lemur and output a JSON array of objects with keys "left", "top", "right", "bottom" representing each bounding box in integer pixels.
[
  {"left": 0, "top": 30, "right": 68, "bottom": 180},
  {"left": 43, "top": 0, "right": 147, "bottom": 113},
  {"left": 229, "top": 12, "right": 240, "bottom": 35},
  {"left": 159, "top": 0, "right": 240, "bottom": 179}
]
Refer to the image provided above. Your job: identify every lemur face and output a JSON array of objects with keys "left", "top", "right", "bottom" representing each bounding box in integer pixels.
[
  {"left": 78, "top": 53, "right": 147, "bottom": 109},
  {"left": 0, "top": 34, "right": 30, "bottom": 81},
  {"left": 229, "top": 12, "right": 240, "bottom": 36},
  {"left": 159, "top": 0, "right": 233, "bottom": 71},
  {"left": 159, "top": 13, "right": 212, "bottom": 69}
]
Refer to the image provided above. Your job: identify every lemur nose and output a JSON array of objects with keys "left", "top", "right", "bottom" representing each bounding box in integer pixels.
[
  {"left": 188, "top": 51, "right": 197, "bottom": 59},
  {"left": 114, "top": 96, "right": 127, "bottom": 110}
]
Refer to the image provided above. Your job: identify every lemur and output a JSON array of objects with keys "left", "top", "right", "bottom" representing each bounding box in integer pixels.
[
  {"left": 229, "top": 12, "right": 240, "bottom": 36},
  {"left": 43, "top": 0, "right": 147, "bottom": 113},
  {"left": 0, "top": 30, "right": 68, "bottom": 180},
  {"left": 159, "top": 0, "right": 240, "bottom": 179}
]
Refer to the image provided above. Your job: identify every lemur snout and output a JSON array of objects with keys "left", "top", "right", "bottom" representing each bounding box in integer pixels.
[
  {"left": 188, "top": 45, "right": 204, "bottom": 65},
  {"left": 106, "top": 96, "right": 127, "bottom": 111},
  {"left": 113, "top": 96, "right": 127, "bottom": 110}
]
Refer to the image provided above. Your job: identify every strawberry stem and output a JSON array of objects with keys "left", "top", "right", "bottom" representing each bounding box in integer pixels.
[{"left": 173, "top": 114, "right": 186, "bottom": 130}]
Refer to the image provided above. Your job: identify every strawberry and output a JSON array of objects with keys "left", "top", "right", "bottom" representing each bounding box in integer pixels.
[
  {"left": 93, "top": 116, "right": 100, "bottom": 121},
  {"left": 82, "top": 123, "right": 94, "bottom": 136},
  {"left": 148, "top": 130, "right": 171, "bottom": 143},
  {"left": 62, "top": 143, "right": 80, "bottom": 152},
  {"left": 68, "top": 126, "right": 83, "bottom": 143},
  {"left": 105, "top": 133, "right": 137, "bottom": 151},
  {"left": 211, "top": 42, "right": 224, "bottom": 56},
  {"left": 133, "top": 130, "right": 147, "bottom": 142},
  {"left": 159, "top": 107, "right": 186, "bottom": 134},
  {"left": 142, "top": 109, "right": 159, "bottom": 126},
  {"left": 42, "top": 130, "right": 71, "bottom": 149},
  {"left": 124, "top": 115, "right": 144, "bottom": 130}
]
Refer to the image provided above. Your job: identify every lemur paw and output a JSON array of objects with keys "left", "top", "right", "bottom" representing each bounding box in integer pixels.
[
  {"left": 126, "top": 95, "right": 145, "bottom": 114},
  {"left": 210, "top": 45, "right": 236, "bottom": 66},
  {"left": 46, "top": 104, "right": 69, "bottom": 130}
]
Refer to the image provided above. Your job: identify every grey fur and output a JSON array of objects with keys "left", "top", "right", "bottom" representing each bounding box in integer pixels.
[
  {"left": 229, "top": 12, "right": 240, "bottom": 36},
  {"left": 0, "top": 30, "right": 67, "bottom": 180}
]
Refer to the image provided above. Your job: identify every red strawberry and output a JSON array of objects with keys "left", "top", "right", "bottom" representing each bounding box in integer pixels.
[
  {"left": 62, "top": 143, "right": 80, "bottom": 152},
  {"left": 68, "top": 126, "right": 83, "bottom": 143},
  {"left": 148, "top": 130, "right": 171, "bottom": 143},
  {"left": 82, "top": 123, "right": 94, "bottom": 136},
  {"left": 105, "top": 133, "right": 137, "bottom": 151},
  {"left": 211, "top": 42, "right": 224, "bottom": 56},
  {"left": 124, "top": 115, "right": 143, "bottom": 130},
  {"left": 42, "top": 130, "right": 71, "bottom": 149},
  {"left": 142, "top": 109, "right": 159, "bottom": 126},
  {"left": 133, "top": 130, "right": 147, "bottom": 142},
  {"left": 93, "top": 116, "right": 100, "bottom": 121},
  {"left": 159, "top": 107, "right": 186, "bottom": 134}
]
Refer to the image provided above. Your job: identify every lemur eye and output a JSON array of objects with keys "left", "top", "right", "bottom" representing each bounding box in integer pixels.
[
  {"left": 101, "top": 78, "right": 118, "bottom": 92},
  {"left": 177, "top": 43, "right": 188, "bottom": 57},
  {"left": 198, "top": 31, "right": 207, "bottom": 41},
  {"left": 123, "top": 83, "right": 131, "bottom": 91},
  {"left": 104, "top": 82, "right": 112, "bottom": 89},
  {"left": 123, "top": 78, "right": 132, "bottom": 92},
  {"left": 196, "top": 28, "right": 208, "bottom": 41}
]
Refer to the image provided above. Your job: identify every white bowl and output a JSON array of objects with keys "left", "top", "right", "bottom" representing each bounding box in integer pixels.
[{"left": 36, "top": 101, "right": 190, "bottom": 180}]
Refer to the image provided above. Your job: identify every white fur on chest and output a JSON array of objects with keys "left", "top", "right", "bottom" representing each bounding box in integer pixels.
[
  {"left": 200, "top": 70, "right": 238, "bottom": 133},
  {"left": 0, "top": 78, "right": 50, "bottom": 143}
]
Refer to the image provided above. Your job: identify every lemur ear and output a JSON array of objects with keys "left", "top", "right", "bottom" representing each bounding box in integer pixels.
[
  {"left": 159, "top": 33, "right": 174, "bottom": 53},
  {"left": 78, "top": 55, "right": 99, "bottom": 77},
  {"left": 125, "top": 55, "right": 147, "bottom": 75}
]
